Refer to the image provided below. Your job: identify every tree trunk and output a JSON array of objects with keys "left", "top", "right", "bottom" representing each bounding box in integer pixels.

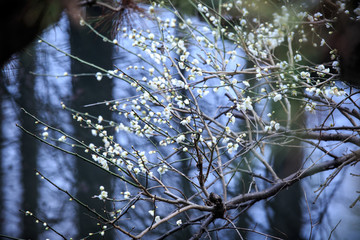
[
  {"left": 18, "top": 44, "right": 40, "bottom": 239},
  {"left": 266, "top": 99, "right": 304, "bottom": 240},
  {"left": 69, "top": 7, "right": 114, "bottom": 239}
]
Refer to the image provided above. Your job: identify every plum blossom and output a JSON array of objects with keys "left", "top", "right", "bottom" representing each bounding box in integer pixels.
[
  {"left": 95, "top": 72, "right": 103, "bottom": 81},
  {"left": 176, "top": 134, "right": 186, "bottom": 143},
  {"left": 157, "top": 164, "right": 168, "bottom": 175},
  {"left": 273, "top": 93, "right": 282, "bottom": 102}
]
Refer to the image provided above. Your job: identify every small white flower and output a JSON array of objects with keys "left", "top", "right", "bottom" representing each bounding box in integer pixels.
[
  {"left": 127, "top": 162, "right": 133, "bottom": 171},
  {"left": 124, "top": 191, "right": 131, "bottom": 199},
  {"left": 314, "top": 12, "right": 322, "bottom": 18},
  {"left": 237, "top": 96, "right": 253, "bottom": 111},
  {"left": 320, "top": 39, "right": 325, "bottom": 46},
  {"left": 273, "top": 93, "right": 282, "bottom": 102},
  {"left": 354, "top": 7, "right": 360, "bottom": 15},
  {"left": 226, "top": 112, "right": 233, "bottom": 118},
  {"left": 95, "top": 124, "right": 103, "bottom": 131},
  {"left": 270, "top": 120, "right": 276, "bottom": 127},
  {"left": 134, "top": 168, "right": 140, "bottom": 174},
  {"left": 225, "top": 126, "right": 231, "bottom": 134},
  {"left": 300, "top": 71, "right": 310, "bottom": 79},
  {"left": 202, "top": 26, "right": 210, "bottom": 32},
  {"left": 157, "top": 164, "right": 168, "bottom": 175},
  {"left": 176, "top": 134, "right": 186, "bottom": 143},
  {"left": 176, "top": 219, "right": 182, "bottom": 226},
  {"left": 243, "top": 81, "right": 250, "bottom": 87},
  {"left": 294, "top": 54, "right": 302, "bottom": 62},
  {"left": 279, "top": 61, "right": 288, "bottom": 69},
  {"left": 89, "top": 143, "right": 96, "bottom": 151},
  {"left": 96, "top": 72, "right": 103, "bottom": 81},
  {"left": 305, "top": 102, "right": 317, "bottom": 113},
  {"left": 58, "top": 135, "right": 66, "bottom": 142},
  {"left": 227, "top": 142, "right": 239, "bottom": 154},
  {"left": 240, "top": 19, "right": 246, "bottom": 26},
  {"left": 148, "top": 6, "right": 155, "bottom": 14},
  {"left": 180, "top": 120, "right": 188, "bottom": 125},
  {"left": 97, "top": 190, "right": 108, "bottom": 200},
  {"left": 222, "top": 137, "right": 229, "bottom": 144},
  {"left": 149, "top": 68, "right": 155, "bottom": 75},
  {"left": 98, "top": 115, "right": 103, "bottom": 123}
]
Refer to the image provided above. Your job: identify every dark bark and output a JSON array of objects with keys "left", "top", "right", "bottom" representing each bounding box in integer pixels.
[
  {"left": 266, "top": 99, "right": 304, "bottom": 240},
  {"left": 18, "top": 44, "right": 40, "bottom": 239},
  {"left": 69, "top": 6, "right": 114, "bottom": 239}
]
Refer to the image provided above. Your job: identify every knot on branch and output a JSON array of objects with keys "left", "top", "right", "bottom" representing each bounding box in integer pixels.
[{"left": 206, "top": 192, "right": 225, "bottom": 218}]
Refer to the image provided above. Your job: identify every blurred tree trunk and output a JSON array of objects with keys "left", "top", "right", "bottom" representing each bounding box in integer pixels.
[
  {"left": 69, "top": 7, "right": 114, "bottom": 239},
  {"left": 18, "top": 44, "right": 40, "bottom": 239},
  {"left": 266, "top": 99, "right": 304, "bottom": 240},
  {"left": 232, "top": 62, "right": 256, "bottom": 239},
  {"left": 232, "top": 153, "right": 253, "bottom": 238}
]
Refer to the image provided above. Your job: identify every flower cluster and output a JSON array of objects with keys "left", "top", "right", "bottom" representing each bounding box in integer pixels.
[
  {"left": 32, "top": 1, "right": 360, "bottom": 238},
  {"left": 49, "top": 1, "right": 353, "bottom": 189}
]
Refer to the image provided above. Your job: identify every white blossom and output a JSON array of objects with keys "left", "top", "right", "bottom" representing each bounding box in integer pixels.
[
  {"left": 124, "top": 191, "right": 131, "bottom": 199},
  {"left": 237, "top": 96, "right": 253, "bottom": 111},
  {"left": 243, "top": 81, "right": 250, "bottom": 87},
  {"left": 176, "top": 134, "right": 186, "bottom": 143},
  {"left": 157, "top": 164, "right": 168, "bottom": 175},
  {"left": 305, "top": 102, "right": 317, "bottom": 113},
  {"left": 294, "top": 54, "right": 302, "bottom": 62},
  {"left": 98, "top": 190, "right": 108, "bottom": 200},
  {"left": 96, "top": 72, "right": 103, "bottom": 81},
  {"left": 58, "top": 135, "right": 66, "bottom": 142},
  {"left": 273, "top": 93, "right": 282, "bottom": 102}
]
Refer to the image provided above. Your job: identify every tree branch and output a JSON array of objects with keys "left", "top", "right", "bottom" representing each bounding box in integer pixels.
[{"left": 226, "top": 149, "right": 360, "bottom": 207}]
